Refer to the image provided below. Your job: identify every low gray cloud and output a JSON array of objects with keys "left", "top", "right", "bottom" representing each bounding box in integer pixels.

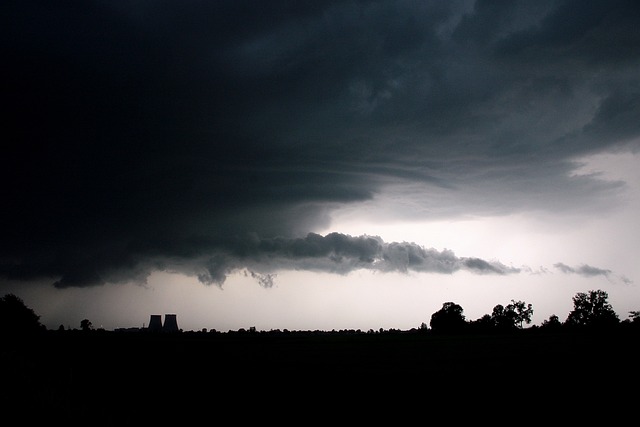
[
  {"left": 185, "top": 232, "right": 521, "bottom": 287},
  {"left": 246, "top": 270, "right": 277, "bottom": 289},
  {"left": 554, "top": 262, "right": 612, "bottom": 278},
  {"left": 1, "top": 1, "right": 640, "bottom": 289}
]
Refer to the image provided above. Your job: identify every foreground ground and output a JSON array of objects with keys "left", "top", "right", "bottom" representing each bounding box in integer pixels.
[{"left": 2, "top": 328, "right": 638, "bottom": 424}]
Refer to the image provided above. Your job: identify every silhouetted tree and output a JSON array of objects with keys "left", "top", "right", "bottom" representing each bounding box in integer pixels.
[
  {"left": 620, "top": 311, "right": 640, "bottom": 329},
  {"left": 540, "top": 314, "right": 562, "bottom": 330},
  {"left": 509, "top": 300, "right": 534, "bottom": 329},
  {"left": 565, "top": 289, "right": 619, "bottom": 328},
  {"left": 0, "top": 293, "right": 44, "bottom": 335},
  {"left": 80, "top": 318, "right": 93, "bottom": 331},
  {"left": 491, "top": 304, "right": 517, "bottom": 330},
  {"left": 430, "top": 302, "right": 467, "bottom": 333},
  {"left": 489, "top": 300, "right": 534, "bottom": 330},
  {"left": 469, "top": 313, "right": 494, "bottom": 332}
]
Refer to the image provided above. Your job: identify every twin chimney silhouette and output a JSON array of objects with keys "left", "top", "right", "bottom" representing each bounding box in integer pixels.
[{"left": 148, "top": 314, "right": 179, "bottom": 332}]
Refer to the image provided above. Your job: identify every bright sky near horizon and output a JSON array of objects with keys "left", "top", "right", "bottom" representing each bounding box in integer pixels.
[{"left": 2, "top": 1, "right": 640, "bottom": 332}]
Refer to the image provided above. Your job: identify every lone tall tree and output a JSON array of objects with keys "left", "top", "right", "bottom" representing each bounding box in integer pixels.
[{"left": 80, "top": 318, "right": 93, "bottom": 331}]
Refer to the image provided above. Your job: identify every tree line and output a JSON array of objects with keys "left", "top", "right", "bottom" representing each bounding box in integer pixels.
[
  {"left": 426, "top": 289, "right": 640, "bottom": 334},
  {"left": 1, "top": 289, "right": 639, "bottom": 337}
]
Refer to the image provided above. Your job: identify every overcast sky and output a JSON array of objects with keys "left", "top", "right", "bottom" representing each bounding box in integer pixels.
[{"left": 2, "top": 0, "right": 640, "bottom": 332}]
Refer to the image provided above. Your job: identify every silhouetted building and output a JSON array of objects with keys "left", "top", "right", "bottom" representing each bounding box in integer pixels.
[
  {"left": 148, "top": 314, "right": 163, "bottom": 332},
  {"left": 163, "top": 314, "right": 179, "bottom": 332}
]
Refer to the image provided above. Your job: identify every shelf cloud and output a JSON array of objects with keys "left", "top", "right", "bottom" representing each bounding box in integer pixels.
[{"left": 2, "top": 0, "right": 639, "bottom": 289}]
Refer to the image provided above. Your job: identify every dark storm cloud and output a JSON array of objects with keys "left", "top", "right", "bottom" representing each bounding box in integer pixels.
[{"left": 2, "top": 1, "right": 640, "bottom": 287}]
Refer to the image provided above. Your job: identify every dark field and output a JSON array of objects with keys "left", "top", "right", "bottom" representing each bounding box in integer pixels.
[{"left": 3, "top": 328, "right": 639, "bottom": 424}]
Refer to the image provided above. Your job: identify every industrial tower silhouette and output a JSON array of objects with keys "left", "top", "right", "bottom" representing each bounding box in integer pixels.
[
  {"left": 147, "top": 314, "right": 179, "bottom": 332},
  {"left": 163, "top": 314, "right": 179, "bottom": 332}
]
